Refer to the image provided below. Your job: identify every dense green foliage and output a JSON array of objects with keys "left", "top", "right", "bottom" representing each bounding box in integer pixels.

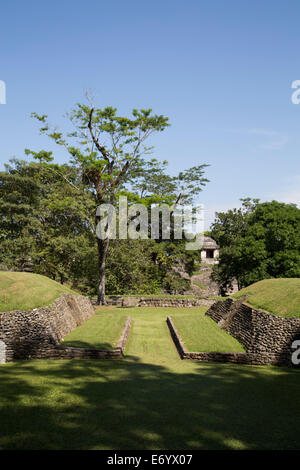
[
  {"left": 29, "top": 104, "right": 208, "bottom": 303},
  {"left": 0, "top": 101, "right": 210, "bottom": 300},
  {"left": 0, "top": 156, "right": 204, "bottom": 296},
  {"left": 0, "top": 158, "right": 96, "bottom": 290},
  {"left": 233, "top": 278, "right": 300, "bottom": 318},
  {"left": 211, "top": 199, "right": 300, "bottom": 292}
]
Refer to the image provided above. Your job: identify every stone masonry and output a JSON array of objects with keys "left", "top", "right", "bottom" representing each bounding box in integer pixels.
[
  {"left": 167, "top": 315, "right": 286, "bottom": 366},
  {"left": 0, "top": 294, "right": 95, "bottom": 362},
  {"left": 205, "top": 298, "right": 300, "bottom": 366},
  {"left": 98, "top": 296, "right": 215, "bottom": 308},
  {"left": 0, "top": 294, "right": 131, "bottom": 362}
]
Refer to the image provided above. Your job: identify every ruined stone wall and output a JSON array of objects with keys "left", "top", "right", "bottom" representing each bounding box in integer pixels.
[
  {"left": 205, "top": 299, "right": 300, "bottom": 366},
  {"left": 0, "top": 294, "right": 95, "bottom": 362},
  {"left": 36, "top": 315, "right": 131, "bottom": 361},
  {"left": 203, "top": 298, "right": 233, "bottom": 322},
  {"left": 168, "top": 315, "right": 300, "bottom": 367},
  {"left": 99, "top": 296, "right": 215, "bottom": 308}
]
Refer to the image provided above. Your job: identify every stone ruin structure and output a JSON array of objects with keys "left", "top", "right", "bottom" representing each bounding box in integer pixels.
[
  {"left": 200, "top": 236, "right": 219, "bottom": 264},
  {"left": 205, "top": 297, "right": 300, "bottom": 366}
]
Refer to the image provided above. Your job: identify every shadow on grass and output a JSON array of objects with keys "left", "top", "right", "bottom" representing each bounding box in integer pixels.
[
  {"left": 59, "top": 340, "right": 115, "bottom": 350},
  {"left": 0, "top": 357, "right": 299, "bottom": 450}
]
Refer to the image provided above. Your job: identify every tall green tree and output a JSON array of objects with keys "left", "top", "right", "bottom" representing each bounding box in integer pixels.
[
  {"left": 31, "top": 102, "right": 209, "bottom": 303},
  {"left": 31, "top": 105, "right": 170, "bottom": 303}
]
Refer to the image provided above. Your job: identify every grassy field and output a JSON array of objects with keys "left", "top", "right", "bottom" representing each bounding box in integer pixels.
[
  {"left": 60, "top": 314, "right": 126, "bottom": 350},
  {"left": 0, "top": 271, "right": 76, "bottom": 312},
  {"left": 192, "top": 281, "right": 207, "bottom": 290},
  {"left": 0, "top": 306, "right": 299, "bottom": 450},
  {"left": 172, "top": 311, "right": 245, "bottom": 352},
  {"left": 233, "top": 278, "right": 300, "bottom": 318}
]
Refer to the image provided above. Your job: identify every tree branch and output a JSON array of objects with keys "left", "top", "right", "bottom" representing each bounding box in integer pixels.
[{"left": 87, "top": 108, "right": 111, "bottom": 164}]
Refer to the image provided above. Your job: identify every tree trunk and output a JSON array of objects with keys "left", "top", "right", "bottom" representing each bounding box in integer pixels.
[{"left": 97, "top": 237, "right": 110, "bottom": 305}]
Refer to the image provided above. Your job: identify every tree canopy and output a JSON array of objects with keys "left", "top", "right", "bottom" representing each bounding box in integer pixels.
[
  {"left": 27, "top": 102, "right": 209, "bottom": 303},
  {"left": 211, "top": 199, "right": 300, "bottom": 293},
  {"left": 0, "top": 99, "right": 209, "bottom": 299}
]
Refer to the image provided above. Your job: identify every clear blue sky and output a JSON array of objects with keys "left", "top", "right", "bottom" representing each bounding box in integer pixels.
[{"left": 1, "top": 0, "right": 300, "bottom": 228}]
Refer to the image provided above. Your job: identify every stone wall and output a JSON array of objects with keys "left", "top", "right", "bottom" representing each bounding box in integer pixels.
[
  {"left": 167, "top": 315, "right": 295, "bottom": 366},
  {"left": 0, "top": 294, "right": 94, "bottom": 362},
  {"left": 47, "top": 315, "right": 131, "bottom": 360},
  {"left": 116, "top": 315, "right": 131, "bottom": 351},
  {"left": 203, "top": 297, "right": 235, "bottom": 322},
  {"left": 205, "top": 298, "right": 300, "bottom": 366},
  {"left": 0, "top": 294, "right": 132, "bottom": 362},
  {"left": 97, "top": 296, "right": 215, "bottom": 308}
]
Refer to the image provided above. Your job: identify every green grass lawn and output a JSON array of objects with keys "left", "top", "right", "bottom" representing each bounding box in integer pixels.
[
  {"left": 172, "top": 311, "right": 245, "bottom": 352},
  {"left": 192, "top": 281, "right": 207, "bottom": 290},
  {"left": 233, "top": 278, "right": 300, "bottom": 318},
  {"left": 0, "top": 306, "right": 299, "bottom": 450},
  {"left": 60, "top": 314, "right": 126, "bottom": 350},
  {"left": 0, "top": 271, "right": 77, "bottom": 312}
]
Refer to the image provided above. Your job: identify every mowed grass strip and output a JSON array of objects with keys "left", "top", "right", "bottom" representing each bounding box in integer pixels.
[
  {"left": 60, "top": 314, "right": 126, "bottom": 350},
  {"left": 172, "top": 312, "right": 245, "bottom": 352},
  {"left": 233, "top": 278, "right": 300, "bottom": 318},
  {"left": 0, "top": 271, "right": 77, "bottom": 312}
]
